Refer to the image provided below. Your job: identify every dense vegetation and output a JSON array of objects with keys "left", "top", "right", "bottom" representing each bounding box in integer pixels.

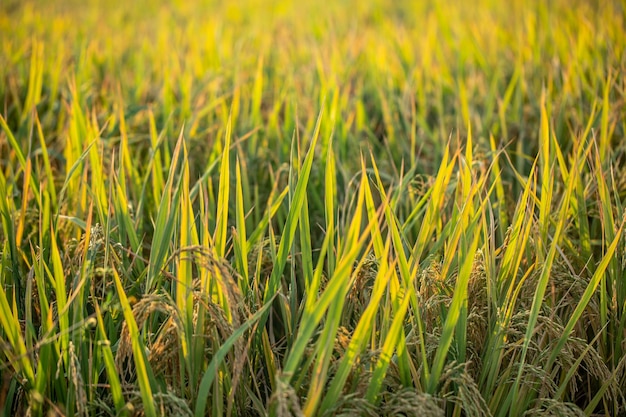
[{"left": 1, "top": 0, "right": 625, "bottom": 416}]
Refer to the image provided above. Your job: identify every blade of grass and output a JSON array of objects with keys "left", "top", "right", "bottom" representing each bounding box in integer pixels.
[
  {"left": 111, "top": 269, "right": 156, "bottom": 417},
  {"left": 365, "top": 286, "right": 414, "bottom": 404},
  {"left": 215, "top": 115, "right": 232, "bottom": 258},
  {"left": 92, "top": 302, "right": 126, "bottom": 416},
  {"left": 194, "top": 296, "right": 276, "bottom": 417},
  {"left": 506, "top": 145, "right": 577, "bottom": 417},
  {"left": 319, "top": 239, "right": 396, "bottom": 414},
  {"left": 262, "top": 108, "right": 322, "bottom": 305},
  {"left": 146, "top": 128, "right": 185, "bottom": 292}
]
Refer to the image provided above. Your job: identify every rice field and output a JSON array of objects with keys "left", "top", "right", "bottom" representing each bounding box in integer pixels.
[{"left": 1, "top": 0, "right": 626, "bottom": 416}]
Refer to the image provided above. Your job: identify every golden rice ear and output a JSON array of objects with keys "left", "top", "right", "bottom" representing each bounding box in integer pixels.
[
  {"left": 466, "top": 250, "right": 489, "bottom": 378},
  {"left": 344, "top": 251, "right": 378, "bottom": 327},
  {"left": 114, "top": 294, "right": 181, "bottom": 387},
  {"left": 126, "top": 391, "right": 193, "bottom": 417},
  {"left": 500, "top": 311, "right": 621, "bottom": 408},
  {"left": 267, "top": 374, "right": 305, "bottom": 417},
  {"left": 320, "top": 393, "right": 378, "bottom": 417},
  {"left": 380, "top": 389, "right": 444, "bottom": 417},
  {"left": 438, "top": 362, "right": 491, "bottom": 417},
  {"left": 523, "top": 399, "right": 586, "bottom": 417},
  {"left": 113, "top": 283, "right": 243, "bottom": 394},
  {"left": 66, "top": 341, "right": 88, "bottom": 417}
]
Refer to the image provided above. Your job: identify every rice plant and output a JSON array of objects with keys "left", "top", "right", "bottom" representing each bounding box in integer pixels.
[{"left": 1, "top": 0, "right": 625, "bottom": 416}]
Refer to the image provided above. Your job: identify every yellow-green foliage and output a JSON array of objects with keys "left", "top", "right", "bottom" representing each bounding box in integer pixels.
[{"left": 1, "top": 0, "right": 625, "bottom": 416}]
